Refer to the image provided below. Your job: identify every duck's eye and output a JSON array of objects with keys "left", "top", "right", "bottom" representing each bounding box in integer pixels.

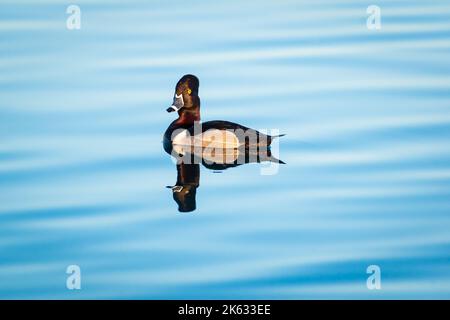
[{"left": 187, "top": 89, "right": 192, "bottom": 95}]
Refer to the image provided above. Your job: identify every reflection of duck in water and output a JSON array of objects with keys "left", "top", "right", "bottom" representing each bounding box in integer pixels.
[
  {"left": 167, "top": 164, "right": 199, "bottom": 212},
  {"left": 167, "top": 147, "right": 283, "bottom": 212},
  {"left": 164, "top": 74, "right": 285, "bottom": 212}
]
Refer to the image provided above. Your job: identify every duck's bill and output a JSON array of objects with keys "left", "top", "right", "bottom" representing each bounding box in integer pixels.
[{"left": 167, "top": 94, "right": 184, "bottom": 113}]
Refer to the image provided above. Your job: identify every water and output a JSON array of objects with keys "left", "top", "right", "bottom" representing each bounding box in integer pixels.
[{"left": 1, "top": 0, "right": 450, "bottom": 299}]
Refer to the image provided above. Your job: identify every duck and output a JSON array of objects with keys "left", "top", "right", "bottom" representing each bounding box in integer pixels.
[{"left": 163, "top": 74, "right": 285, "bottom": 165}]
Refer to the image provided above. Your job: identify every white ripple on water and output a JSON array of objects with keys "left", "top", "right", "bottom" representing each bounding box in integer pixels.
[
  {"left": 77, "top": 233, "right": 450, "bottom": 289},
  {"left": 0, "top": 134, "right": 162, "bottom": 171},
  {"left": 284, "top": 139, "right": 450, "bottom": 167},
  {"left": 290, "top": 113, "right": 450, "bottom": 141}
]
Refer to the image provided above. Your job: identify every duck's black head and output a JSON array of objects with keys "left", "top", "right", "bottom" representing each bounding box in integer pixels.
[{"left": 167, "top": 74, "right": 200, "bottom": 113}]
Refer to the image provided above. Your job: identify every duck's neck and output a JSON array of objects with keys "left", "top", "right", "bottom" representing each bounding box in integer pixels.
[
  {"left": 163, "top": 105, "right": 201, "bottom": 155},
  {"left": 172, "top": 106, "right": 200, "bottom": 129},
  {"left": 177, "top": 109, "right": 200, "bottom": 126}
]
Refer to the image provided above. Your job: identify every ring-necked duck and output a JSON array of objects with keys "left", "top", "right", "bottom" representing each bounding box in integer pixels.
[{"left": 163, "top": 74, "right": 285, "bottom": 164}]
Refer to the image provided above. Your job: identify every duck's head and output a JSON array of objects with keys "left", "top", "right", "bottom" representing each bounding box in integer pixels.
[{"left": 167, "top": 74, "right": 200, "bottom": 113}]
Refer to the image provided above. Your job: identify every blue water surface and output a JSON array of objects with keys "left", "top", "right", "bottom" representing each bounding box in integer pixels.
[{"left": 1, "top": 0, "right": 450, "bottom": 299}]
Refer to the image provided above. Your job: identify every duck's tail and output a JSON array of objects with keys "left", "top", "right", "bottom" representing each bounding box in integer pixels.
[
  {"left": 268, "top": 155, "right": 286, "bottom": 164},
  {"left": 268, "top": 133, "right": 286, "bottom": 145},
  {"left": 259, "top": 148, "right": 286, "bottom": 164}
]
